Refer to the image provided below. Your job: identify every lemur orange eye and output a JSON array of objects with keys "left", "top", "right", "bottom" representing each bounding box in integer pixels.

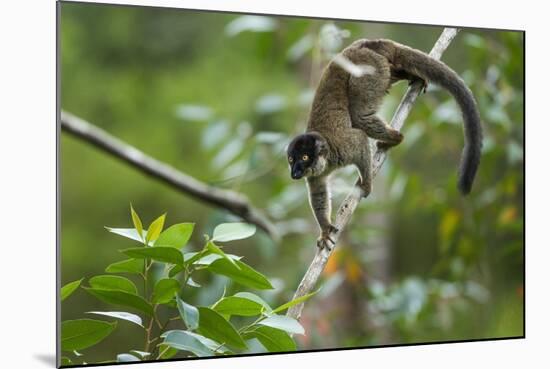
[
  {"left": 302, "top": 154, "right": 309, "bottom": 161},
  {"left": 288, "top": 156, "right": 293, "bottom": 163}
]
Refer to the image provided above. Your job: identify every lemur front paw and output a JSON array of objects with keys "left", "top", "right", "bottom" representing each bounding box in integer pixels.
[
  {"left": 316, "top": 236, "right": 334, "bottom": 251},
  {"left": 316, "top": 225, "right": 339, "bottom": 250}
]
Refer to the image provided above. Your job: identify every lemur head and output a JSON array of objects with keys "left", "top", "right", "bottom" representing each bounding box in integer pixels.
[{"left": 286, "top": 132, "right": 329, "bottom": 180}]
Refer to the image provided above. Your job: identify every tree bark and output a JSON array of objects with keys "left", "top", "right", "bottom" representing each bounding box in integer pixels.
[{"left": 60, "top": 111, "right": 277, "bottom": 238}]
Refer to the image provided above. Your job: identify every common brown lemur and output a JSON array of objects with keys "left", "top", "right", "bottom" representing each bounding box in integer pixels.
[{"left": 286, "top": 38, "right": 482, "bottom": 249}]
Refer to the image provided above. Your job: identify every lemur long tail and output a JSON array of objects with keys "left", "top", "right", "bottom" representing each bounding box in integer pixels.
[{"left": 396, "top": 45, "right": 482, "bottom": 195}]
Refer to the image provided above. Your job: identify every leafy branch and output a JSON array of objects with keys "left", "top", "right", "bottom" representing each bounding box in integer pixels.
[
  {"left": 60, "top": 207, "right": 317, "bottom": 365},
  {"left": 60, "top": 111, "right": 277, "bottom": 238},
  {"left": 286, "top": 27, "right": 460, "bottom": 320}
]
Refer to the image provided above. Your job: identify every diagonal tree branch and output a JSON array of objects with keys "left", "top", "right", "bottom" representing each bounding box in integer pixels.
[
  {"left": 287, "top": 28, "right": 460, "bottom": 320},
  {"left": 60, "top": 111, "right": 277, "bottom": 238}
]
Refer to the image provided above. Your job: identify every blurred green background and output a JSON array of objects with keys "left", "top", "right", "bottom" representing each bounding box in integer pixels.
[{"left": 60, "top": 1, "right": 524, "bottom": 362}]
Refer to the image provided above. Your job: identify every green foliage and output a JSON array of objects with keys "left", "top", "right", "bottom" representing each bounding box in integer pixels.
[
  {"left": 176, "top": 296, "right": 199, "bottom": 330},
  {"left": 60, "top": 278, "right": 83, "bottom": 301},
  {"left": 130, "top": 205, "right": 143, "bottom": 241},
  {"left": 213, "top": 296, "right": 265, "bottom": 317},
  {"left": 162, "top": 330, "right": 215, "bottom": 357},
  {"left": 207, "top": 259, "right": 274, "bottom": 290},
  {"left": 86, "top": 311, "right": 143, "bottom": 327},
  {"left": 197, "top": 307, "right": 248, "bottom": 350},
  {"left": 152, "top": 278, "right": 181, "bottom": 304},
  {"left": 61, "top": 319, "right": 117, "bottom": 351},
  {"left": 272, "top": 289, "right": 319, "bottom": 314},
  {"left": 105, "top": 258, "right": 143, "bottom": 274},
  {"left": 155, "top": 223, "right": 194, "bottom": 248},
  {"left": 105, "top": 227, "right": 149, "bottom": 244},
  {"left": 206, "top": 240, "right": 240, "bottom": 269},
  {"left": 89, "top": 275, "right": 138, "bottom": 295},
  {"left": 257, "top": 314, "right": 305, "bottom": 335},
  {"left": 60, "top": 207, "right": 314, "bottom": 365},
  {"left": 145, "top": 213, "right": 166, "bottom": 244},
  {"left": 244, "top": 326, "right": 297, "bottom": 352},
  {"left": 121, "top": 246, "right": 184, "bottom": 265},
  {"left": 83, "top": 287, "right": 154, "bottom": 316},
  {"left": 212, "top": 222, "right": 256, "bottom": 242}
]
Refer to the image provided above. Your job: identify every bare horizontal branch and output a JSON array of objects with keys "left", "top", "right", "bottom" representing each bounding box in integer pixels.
[
  {"left": 60, "top": 111, "right": 277, "bottom": 238},
  {"left": 287, "top": 28, "right": 460, "bottom": 320}
]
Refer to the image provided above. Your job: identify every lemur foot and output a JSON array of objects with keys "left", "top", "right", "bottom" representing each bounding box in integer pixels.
[
  {"left": 316, "top": 225, "right": 339, "bottom": 250},
  {"left": 376, "top": 141, "right": 393, "bottom": 151},
  {"left": 376, "top": 131, "right": 404, "bottom": 151},
  {"left": 409, "top": 77, "right": 428, "bottom": 93}
]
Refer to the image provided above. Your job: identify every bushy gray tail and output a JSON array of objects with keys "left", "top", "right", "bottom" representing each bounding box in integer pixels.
[{"left": 398, "top": 46, "right": 482, "bottom": 194}]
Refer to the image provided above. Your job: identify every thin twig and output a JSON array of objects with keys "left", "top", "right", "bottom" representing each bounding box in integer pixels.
[
  {"left": 287, "top": 28, "right": 460, "bottom": 320},
  {"left": 60, "top": 111, "right": 277, "bottom": 238}
]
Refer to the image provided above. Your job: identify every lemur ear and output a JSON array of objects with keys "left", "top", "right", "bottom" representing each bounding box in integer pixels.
[{"left": 312, "top": 133, "right": 329, "bottom": 156}]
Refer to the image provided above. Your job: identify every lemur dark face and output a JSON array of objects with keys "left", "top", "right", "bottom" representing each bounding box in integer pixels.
[{"left": 286, "top": 132, "right": 328, "bottom": 179}]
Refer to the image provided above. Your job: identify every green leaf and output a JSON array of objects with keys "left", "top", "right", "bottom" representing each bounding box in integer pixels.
[
  {"left": 185, "top": 331, "right": 227, "bottom": 353},
  {"left": 105, "top": 227, "right": 148, "bottom": 244},
  {"left": 163, "top": 330, "right": 213, "bottom": 357},
  {"left": 61, "top": 278, "right": 83, "bottom": 302},
  {"left": 176, "top": 296, "right": 199, "bottom": 330},
  {"left": 189, "top": 250, "right": 242, "bottom": 265},
  {"left": 152, "top": 279, "right": 181, "bottom": 304},
  {"left": 105, "top": 259, "right": 144, "bottom": 274},
  {"left": 183, "top": 250, "right": 208, "bottom": 266},
  {"left": 89, "top": 275, "right": 138, "bottom": 295},
  {"left": 212, "top": 222, "right": 256, "bottom": 242},
  {"left": 244, "top": 326, "right": 296, "bottom": 352},
  {"left": 121, "top": 246, "right": 184, "bottom": 265},
  {"left": 234, "top": 292, "right": 272, "bottom": 312},
  {"left": 161, "top": 330, "right": 228, "bottom": 353},
  {"left": 155, "top": 223, "right": 194, "bottom": 248},
  {"left": 168, "top": 264, "right": 184, "bottom": 278},
  {"left": 257, "top": 315, "right": 304, "bottom": 335},
  {"left": 157, "top": 344, "right": 178, "bottom": 359},
  {"left": 186, "top": 277, "right": 201, "bottom": 288},
  {"left": 213, "top": 296, "right": 264, "bottom": 317},
  {"left": 272, "top": 289, "right": 319, "bottom": 314},
  {"left": 207, "top": 241, "right": 240, "bottom": 269},
  {"left": 86, "top": 311, "right": 143, "bottom": 327},
  {"left": 146, "top": 213, "right": 166, "bottom": 243},
  {"left": 117, "top": 353, "right": 140, "bottom": 362},
  {"left": 61, "top": 319, "right": 117, "bottom": 351},
  {"left": 208, "top": 258, "right": 273, "bottom": 290},
  {"left": 130, "top": 205, "right": 144, "bottom": 242},
  {"left": 197, "top": 307, "right": 247, "bottom": 350},
  {"left": 84, "top": 287, "right": 153, "bottom": 316}
]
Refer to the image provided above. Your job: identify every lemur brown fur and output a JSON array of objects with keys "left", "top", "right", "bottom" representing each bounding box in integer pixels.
[{"left": 287, "top": 39, "right": 482, "bottom": 249}]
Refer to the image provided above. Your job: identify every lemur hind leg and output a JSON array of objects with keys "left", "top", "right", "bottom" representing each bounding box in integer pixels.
[
  {"left": 345, "top": 128, "right": 373, "bottom": 197},
  {"left": 353, "top": 114, "right": 404, "bottom": 151},
  {"left": 359, "top": 39, "right": 428, "bottom": 92}
]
